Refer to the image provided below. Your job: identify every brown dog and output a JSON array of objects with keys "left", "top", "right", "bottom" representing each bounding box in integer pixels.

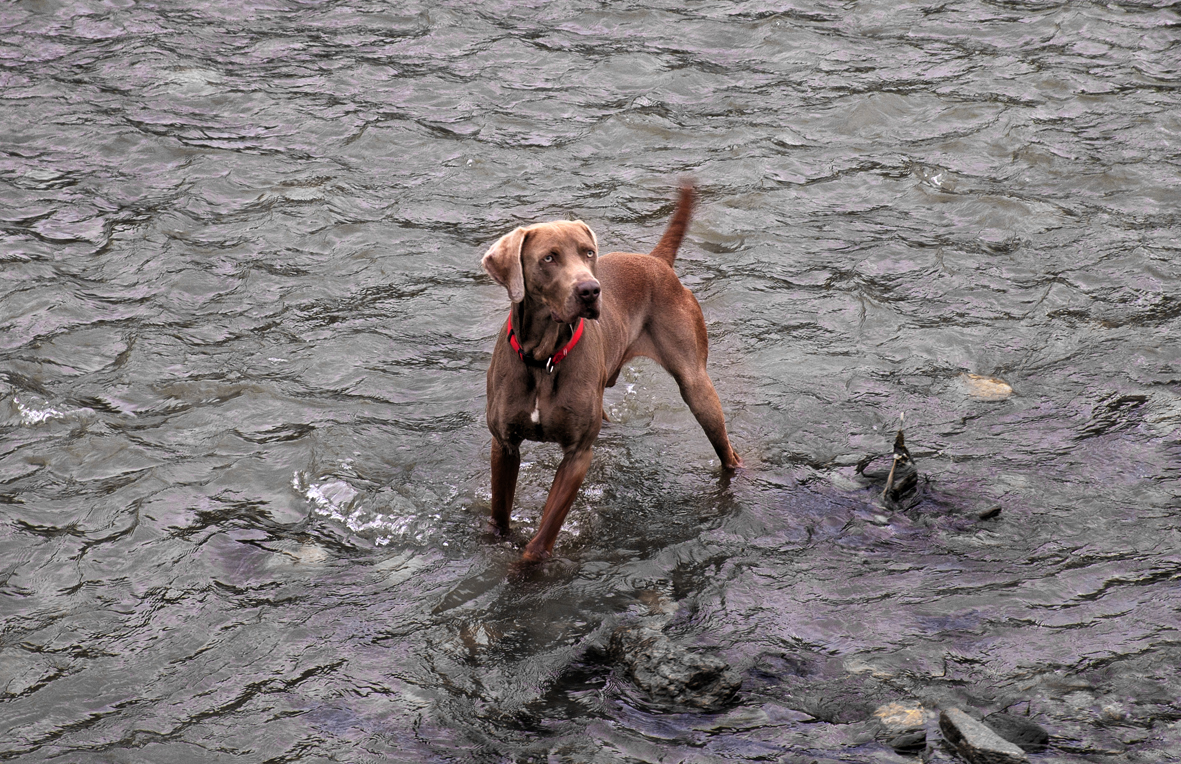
[{"left": 482, "top": 185, "right": 742, "bottom": 562}]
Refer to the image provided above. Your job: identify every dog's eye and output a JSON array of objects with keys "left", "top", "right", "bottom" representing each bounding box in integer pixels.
[
  {"left": 586, "top": 250, "right": 596, "bottom": 259},
  {"left": 543, "top": 253, "right": 555, "bottom": 263}
]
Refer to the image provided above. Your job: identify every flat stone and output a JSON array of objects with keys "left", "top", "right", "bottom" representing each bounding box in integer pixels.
[
  {"left": 874, "top": 701, "right": 927, "bottom": 733},
  {"left": 940, "top": 708, "right": 1028, "bottom": 764},
  {"left": 689, "top": 706, "right": 770, "bottom": 731}
]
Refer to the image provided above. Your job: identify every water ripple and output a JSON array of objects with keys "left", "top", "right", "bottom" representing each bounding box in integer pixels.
[{"left": 1, "top": 0, "right": 1179, "bottom": 761}]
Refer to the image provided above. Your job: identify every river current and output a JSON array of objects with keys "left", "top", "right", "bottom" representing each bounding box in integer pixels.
[{"left": 2, "top": 1, "right": 1179, "bottom": 762}]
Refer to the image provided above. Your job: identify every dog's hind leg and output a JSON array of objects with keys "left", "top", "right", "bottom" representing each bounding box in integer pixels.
[
  {"left": 646, "top": 310, "right": 743, "bottom": 470},
  {"left": 672, "top": 364, "right": 742, "bottom": 470}
]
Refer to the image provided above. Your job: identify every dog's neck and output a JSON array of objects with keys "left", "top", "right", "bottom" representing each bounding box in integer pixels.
[{"left": 513, "top": 295, "right": 570, "bottom": 361}]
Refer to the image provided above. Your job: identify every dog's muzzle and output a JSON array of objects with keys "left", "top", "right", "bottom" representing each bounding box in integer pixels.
[{"left": 576, "top": 279, "right": 601, "bottom": 318}]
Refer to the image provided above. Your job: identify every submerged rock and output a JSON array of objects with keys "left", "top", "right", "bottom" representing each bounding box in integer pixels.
[
  {"left": 961, "top": 373, "right": 1013, "bottom": 401},
  {"left": 978, "top": 505, "right": 1002, "bottom": 521},
  {"left": 982, "top": 712, "right": 1049, "bottom": 753},
  {"left": 609, "top": 623, "right": 741, "bottom": 712},
  {"left": 940, "top": 708, "right": 1028, "bottom": 764},
  {"left": 776, "top": 670, "right": 896, "bottom": 725}
]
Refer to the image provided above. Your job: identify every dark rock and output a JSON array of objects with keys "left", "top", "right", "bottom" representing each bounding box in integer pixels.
[
  {"left": 978, "top": 505, "right": 1002, "bottom": 521},
  {"left": 889, "top": 728, "right": 928, "bottom": 754},
  {"left": 609, "top": 624, "right": 740, "bottom": 712},
  {"left": 982, "top": 712, "right": 1049, "bottom": 753},
  {"left": 940, "top": 708, "right": 1027, "bottom": 764}
]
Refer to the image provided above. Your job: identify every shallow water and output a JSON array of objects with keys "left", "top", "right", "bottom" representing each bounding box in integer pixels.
[{"left": 2, "top": 1, "right": 1180, "bottom": 761}]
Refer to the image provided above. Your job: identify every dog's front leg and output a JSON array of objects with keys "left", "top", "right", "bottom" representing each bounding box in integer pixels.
[
  {"left": 521, "top": 446, "right": 593, "bottom": 562},
  {"left": 490, "top": 438, "right": 521, "bottom": 534}
]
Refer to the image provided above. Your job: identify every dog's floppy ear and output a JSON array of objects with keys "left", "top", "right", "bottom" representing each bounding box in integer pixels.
[
  {"left": 574, "top": 220, "right": 599, "bottom": 255},
  {"left": 482, "top": 227, "right": 527, "bottom": 303}
]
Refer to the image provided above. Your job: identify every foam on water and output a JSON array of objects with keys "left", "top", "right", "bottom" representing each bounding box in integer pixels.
[
  {"left": 13, "top": 396, "right": 66, "bottom": 426},
  {"left": 295, "top": 471, "right": 459, "bottom": 548}
]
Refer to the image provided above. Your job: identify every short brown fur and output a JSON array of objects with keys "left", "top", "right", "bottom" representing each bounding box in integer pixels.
[{"left": 482, "top": 184, "right": 741, "bottom": 562}]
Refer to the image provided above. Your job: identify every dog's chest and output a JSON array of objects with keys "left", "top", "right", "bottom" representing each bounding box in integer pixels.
[
  {"left": 497, "top": 377, "right": 599, "bottom": 445},
  {"left": 503, "top": 391, "right": 555, "bottom": 441}
]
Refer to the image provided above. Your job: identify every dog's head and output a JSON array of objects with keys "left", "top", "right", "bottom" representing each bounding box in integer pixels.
[{"left": 482, "top": 220, "right": 601, "bottom": 322}]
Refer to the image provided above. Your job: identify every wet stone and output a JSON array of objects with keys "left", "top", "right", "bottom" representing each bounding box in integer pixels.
[
  {"left": 940, "top": 708, "right": 1028, "bottom": 764},
  {"left": 874, "top": 701, "right": 930, "bottom": 754},
  {"left": 609, "top": 624, "right": 741, "bottom": 712},
  {"left": 982, "top": 712, "right": 1049, "bottom": 753}
]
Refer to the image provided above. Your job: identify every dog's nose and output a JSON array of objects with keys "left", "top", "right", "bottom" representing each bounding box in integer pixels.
[{"left": 576, "top": 280, "right": 601, "bottom": 303}]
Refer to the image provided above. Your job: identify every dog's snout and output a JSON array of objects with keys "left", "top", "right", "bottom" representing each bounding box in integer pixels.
[{"left": 577, "top": 280, "right": 601, "bottom": 303}]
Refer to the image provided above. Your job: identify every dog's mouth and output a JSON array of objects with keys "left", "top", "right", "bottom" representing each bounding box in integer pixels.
[{"left": 552, "top": 299, "right": 600, "bottom": 323}]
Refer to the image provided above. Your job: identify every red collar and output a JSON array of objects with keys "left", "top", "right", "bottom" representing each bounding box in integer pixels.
[{"left": 507, "top": 311, "right": 585, "bottom": 373}]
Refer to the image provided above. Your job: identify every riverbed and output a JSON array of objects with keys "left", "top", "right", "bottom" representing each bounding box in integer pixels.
[{"left": 2, "top": 1, "right": 1179, "bottom": 761}]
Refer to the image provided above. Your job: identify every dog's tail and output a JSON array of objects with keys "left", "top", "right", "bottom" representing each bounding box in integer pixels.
[{"left": 649, "top": 183, "right": 694, "bottom": 267}]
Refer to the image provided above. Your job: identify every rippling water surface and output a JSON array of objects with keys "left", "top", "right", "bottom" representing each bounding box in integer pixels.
[{"left": 2, "top": 1, "right": 1180, "bottom": 761}]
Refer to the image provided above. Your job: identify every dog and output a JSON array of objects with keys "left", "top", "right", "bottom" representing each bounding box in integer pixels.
[{"left": 482, "top": 184, "right": 741, "bottom": 562}]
